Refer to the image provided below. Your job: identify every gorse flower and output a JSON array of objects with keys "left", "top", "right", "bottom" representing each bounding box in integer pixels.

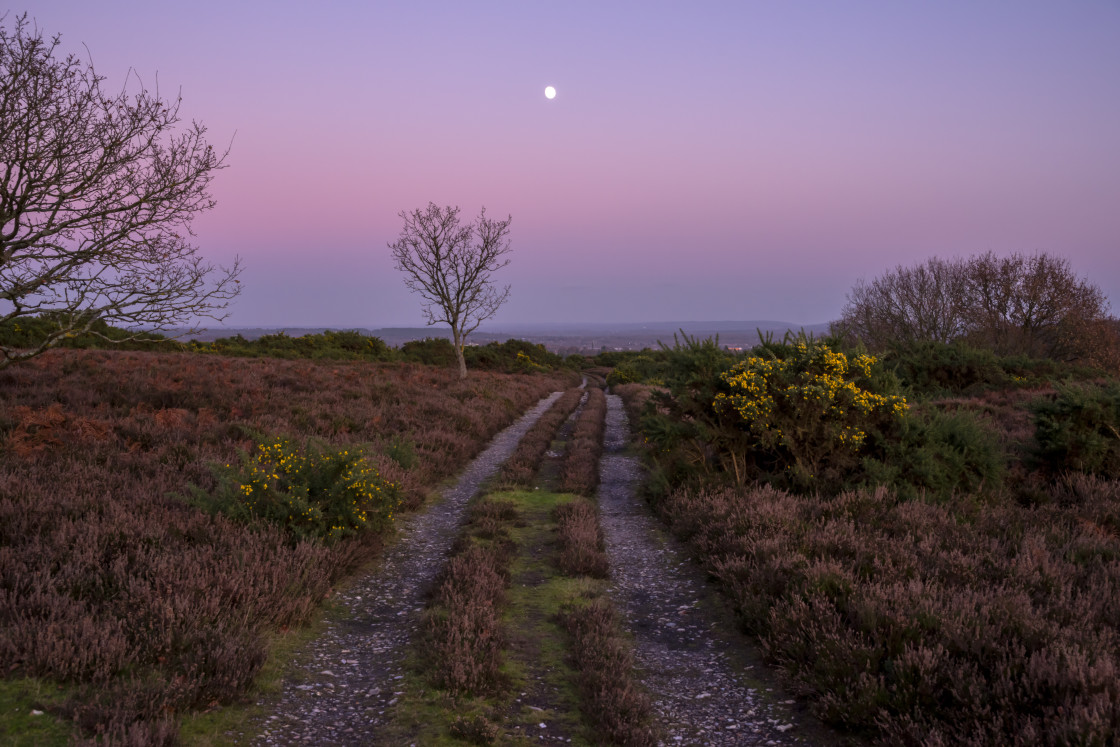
[
  {"left": 713, "top": 340, "right": 909, "bottom": 489},
  {"left": 226, "top": 437, "right": 402, "bottom": 542}
]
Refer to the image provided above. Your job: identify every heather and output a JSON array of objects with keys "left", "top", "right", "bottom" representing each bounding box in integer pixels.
[
  {"left": 496, "top": 387, "right": 584, "bottom": 486},
  {"left": 559, "top": 387, "right": 607, "bottom": 495},
  {"left": 559, "top": 597, "right": 657, "bottom": 746},
  {"left": 630, "top": 333, "right": 1120, "bottom": 744},
  {"left": 0, "top": 348, "right": 566, "bottom": 741},
  {"left": 418, "top": 497, "right": 518, "bottom": 697},
  {"left": 655, "top": 478, "right": 1120, "bottom": 745},
  {"left": 554, "top": 499, "right": 609, "bottom": 579}
]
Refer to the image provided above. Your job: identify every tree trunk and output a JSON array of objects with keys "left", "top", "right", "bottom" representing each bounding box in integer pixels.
[{"left": 453, "top": 329, "right": 468, "bottom": 379}]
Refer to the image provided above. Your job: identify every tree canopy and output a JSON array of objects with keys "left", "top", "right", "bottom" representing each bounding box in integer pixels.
[
  {"left": 0, "top": 13, "right": 240, "bottom": 369},
  {"left": 836, "top": 252, "right": 1116, "bottom": 367}
]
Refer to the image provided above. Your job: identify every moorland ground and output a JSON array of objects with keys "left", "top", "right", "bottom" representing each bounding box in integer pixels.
[
  {"left": 0, "top": 347, "right": 569, "bottom": 743},
  {"left": 2, "top": 332, "right": 1119, "bottom": 746}
]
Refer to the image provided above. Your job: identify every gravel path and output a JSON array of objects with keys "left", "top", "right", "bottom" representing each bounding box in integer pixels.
[
  {"left": 249, "top": 391, "right": 564, "bottom": 746},
  {"left": 598, "top": 393, "right": 841, "bottom": 746}
]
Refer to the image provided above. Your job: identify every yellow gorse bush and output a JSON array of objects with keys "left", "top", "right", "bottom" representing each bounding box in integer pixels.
[
  {"left": 232, "top": 438, "right": 402, "bottom": 542},
  {"left": 714, "top": 340, "right": 909, "bottom": 487}
]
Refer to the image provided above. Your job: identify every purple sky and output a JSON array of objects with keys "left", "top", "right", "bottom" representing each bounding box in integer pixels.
[{"left": 18, "top": 1, "right": 1120, "bottom": 328}]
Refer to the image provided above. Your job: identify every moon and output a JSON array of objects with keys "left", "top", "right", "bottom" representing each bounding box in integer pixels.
[{"left": 544, "top": 86, "right": 556, "bottom": 100}]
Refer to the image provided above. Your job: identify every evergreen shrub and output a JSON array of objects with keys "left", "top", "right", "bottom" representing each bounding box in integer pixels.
[
  {"left": 1032, "top": 381, "right": 1120, "bottom": 479},
  {"left": 197, "top": 437, "right": 402, "bottom": 542}
]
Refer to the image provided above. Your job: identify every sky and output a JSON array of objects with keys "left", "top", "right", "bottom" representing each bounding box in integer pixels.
[{"left": 14, "top": 1, "right": 1120, "bottom": 328}]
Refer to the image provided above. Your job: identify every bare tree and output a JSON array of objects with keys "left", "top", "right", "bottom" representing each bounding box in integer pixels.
[
  {"left": 963, "top": 252, "right": 1109, "bottom": 359},
  {"left": 835, "top": 250, "right": 1114, "bottom": 365},
  {"left": 389, "top": 202, "right": 512, "bottom": 378},
  {"left": 0, "top": 14, "right": 241, "bottom": 370},
  {"left": 834, "top": 256, "right": 970, "bottom": 349}
]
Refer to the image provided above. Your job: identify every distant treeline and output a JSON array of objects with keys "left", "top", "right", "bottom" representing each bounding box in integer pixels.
[
  {"left": 0, "top": 316, "right": 572, "bottom": 373},
  {"left": 4, "top": 312, "right": 1118, "bottom": 383}
]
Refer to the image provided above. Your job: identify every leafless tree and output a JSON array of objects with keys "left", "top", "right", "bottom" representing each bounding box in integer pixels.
[
  {"left": 834, "top": 256, "right": 970, "bottom": 349},
  {"left": 835, "top": 250, "right": 1114, "bottom": 365},
  {"left": 0, "top": 14, "right": 241, "bottom": 370},
  {"left": 389, "top": 202, "right": 512, "bottom": 378},
  {"left": 963, "top": 252, "right": 1109, "bottom": 359}
]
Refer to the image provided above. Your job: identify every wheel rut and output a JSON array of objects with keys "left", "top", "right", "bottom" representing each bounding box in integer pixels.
[
  {"left": 248, "top": 391, "right": 564, "bottom": 746},
  {"left": 598, "top": 393, "right": 843, "bottom": 746}
]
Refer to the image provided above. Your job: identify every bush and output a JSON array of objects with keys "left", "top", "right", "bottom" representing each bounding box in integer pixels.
[
  {"left": 196, "top": 330, "right": 392, "bottom": 361},
  {"left": 399, "top": 336, "right": 457, "bottom": 366},
  {"left": 197, "top": 437, "right": 402, "bottom": 542},
  {"left": 605, "top": 353, "right": 666, "bottom": 386},
  {"left": 715, "top": 338, "right": 909, "bottom": 491},
  {"left": 0, "top": 314, "right": 167, "bottom": 351},
  {"left": 885, "top": 340, "right": 1010, "bottom": 395},
  {"left": 465, "top": 339, "right": 562, "bottom": 373},
  {"left": 862, "top": 409, "right": 1006, "bottom": 501},
  {"left": 884, "top": 339, "right": 1096, "bottom": 397},
  {"left": 638, "top": 333, "right": 738, "bottom": 492},
  {"left": 1032, "top": 381, "right": 1120, "bottom": 479},
  {"left": 643, "top": 332, "right": 909, "bottom": 494}
]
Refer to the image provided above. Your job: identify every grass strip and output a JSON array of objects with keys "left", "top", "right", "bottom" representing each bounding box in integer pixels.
[
  {"left": 419, "top": 498, "right": 519, "bottom": 697},
  {"left": 560, "top": 387, "right": 607, "bottom": 495},
  {"left": 558, "top": 598, "right": 656, "bottom": 746},
  {"left": 554, "top": 499, "right": 609, "bottom": 579},
  {"left": 386, "top": 490, "right": 598, "bottom": 745},
  {"left": 497, "top": 388, "right": 585, "bottom": 487}
]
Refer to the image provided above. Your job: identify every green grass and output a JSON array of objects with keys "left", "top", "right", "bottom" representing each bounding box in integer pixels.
[
  {"left": 500, "top": 490, "right": 597, "bottom": 744},
  {"left": 382, "top": 489, "right": 606, "bottom": 745},
  {"left": 0, "top": 678, "right": 74, "bottom": 746}
]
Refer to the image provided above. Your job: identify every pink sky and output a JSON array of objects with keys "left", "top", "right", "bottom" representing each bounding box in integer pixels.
[{"left": 17, "top": 1, "right": 1120, "bottom": 327}]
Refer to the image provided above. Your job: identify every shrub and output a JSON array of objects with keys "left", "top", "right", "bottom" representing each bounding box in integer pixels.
[
  {"left": 885, "top": 340, "right": 1010, "bottom": 395},
  {"left": 1032, "top": 381, "right": 1120, "bottom": 479},
  {"left": 862, "top": 408, "right": 1006, "bottom": 501},
  {"left": 554, "top": 499, "right": 609, "bottom": 578},
  {"left": 385, "top": 433, "right": 418, "bottom": 470},
  {"left": 714, "top": 338, "right": 909, "bottom": 491},
  {"left": 884, "top": 339, "right": 1097, "bottom": 397},
  {"left": 605, "top": 353, "right": 666, "bottom": 387},
  {"left": 465, "top": 339, "right": 563, "bottom": 373},
  {"left": 399, "top": 337, "right": 458, "bottom": 366},
  {"left": 195, "top": 330, "right": 392, "bottom": 361},
  {"left": 638, "top": 333, "right": 738, "bottom": 492},
  {"left": 0, "top": 313, "right": 167, "bottom": 351},
  {"left": 197, "top": 437, "right": 402, "bottom": 542},
  {"left": 605, "top": 365, "right": 636, "bottom": 386}
]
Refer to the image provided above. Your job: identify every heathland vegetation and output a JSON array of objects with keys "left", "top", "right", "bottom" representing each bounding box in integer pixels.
[
  {"left": 604, "top": 254, "right": 1120, "bottom": 744},
  {"left": 2, "top": 251, "right": 1119, "bottom": 745},
  {"left": 0, "top": 346, "right": 570, "bottom": 743},
  {"left": 385, "top": 379, "right": 656, "bottom": 746}
]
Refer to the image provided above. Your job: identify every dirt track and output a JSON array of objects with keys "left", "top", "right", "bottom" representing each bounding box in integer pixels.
[{"left": 249, "top": 392, "right": 563, "bottom": 745}]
